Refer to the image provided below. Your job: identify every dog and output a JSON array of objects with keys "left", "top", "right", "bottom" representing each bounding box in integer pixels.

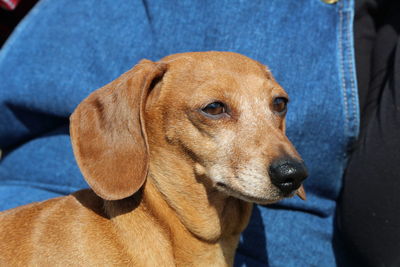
[{"left": 0, "top": 51, "right": 307, "bottom": 266}]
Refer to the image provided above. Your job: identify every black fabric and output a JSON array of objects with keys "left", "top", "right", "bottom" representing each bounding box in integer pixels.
[{"left": 338, "top": 0, "right": 400, "bottom": 266}]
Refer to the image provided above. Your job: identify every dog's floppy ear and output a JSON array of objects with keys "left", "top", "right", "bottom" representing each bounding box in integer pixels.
[{"left": 70, "top": 60, "right": 166, "bottom": 200}]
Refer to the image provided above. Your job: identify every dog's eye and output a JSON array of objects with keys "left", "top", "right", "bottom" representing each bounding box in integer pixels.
[
  {"left": 201, "top": 102, "right": 227, "bottom": 116},
  {"left": 273, "top": 97, "right": 288, "bottom": 114}
]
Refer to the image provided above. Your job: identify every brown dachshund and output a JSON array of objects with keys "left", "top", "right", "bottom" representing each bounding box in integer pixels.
[{"left": 0, "top": 52, "right": 307, "bottom": 266}]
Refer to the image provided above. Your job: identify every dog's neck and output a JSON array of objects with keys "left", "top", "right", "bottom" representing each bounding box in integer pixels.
[{"left": 142, "top": 148, "right": 252, "bottom": 263}]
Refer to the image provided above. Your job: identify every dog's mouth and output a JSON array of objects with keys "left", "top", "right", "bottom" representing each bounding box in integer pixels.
[
  {"left": 215, "top": 182, "right": 306, "bottom": 203},
  {"left": 215, "top": 182, "right": 281, "bottom": 204}
]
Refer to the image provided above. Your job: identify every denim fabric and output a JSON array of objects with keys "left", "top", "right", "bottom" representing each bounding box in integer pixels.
[{"left": 0, "top": 0, "right": 358, "bottom": 266}]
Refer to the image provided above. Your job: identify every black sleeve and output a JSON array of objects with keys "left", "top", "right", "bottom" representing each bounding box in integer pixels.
[{"left": 337, "top": 0, "right": 400, "bottom": 266}]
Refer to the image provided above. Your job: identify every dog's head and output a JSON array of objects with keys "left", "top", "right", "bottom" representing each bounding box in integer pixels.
[{"left": 70, "top": 51, "right": 307, "bottom": 203}]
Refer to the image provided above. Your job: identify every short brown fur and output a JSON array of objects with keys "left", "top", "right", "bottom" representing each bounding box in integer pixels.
[{"left": 0, "top": 52, "right": 305, "bottom": 266}]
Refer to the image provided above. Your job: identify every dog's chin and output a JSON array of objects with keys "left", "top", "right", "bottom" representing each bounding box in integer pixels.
[{"left": 215, "top": 182, "right": 283, "bottom": 205}]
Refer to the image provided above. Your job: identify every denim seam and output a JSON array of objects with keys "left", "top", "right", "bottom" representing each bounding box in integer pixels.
[
  {"left": 338, "top": 0, "right": 359, "bottom": 152},
  {"left": 346, "top": 2, "right": 359, "bottom": 142},
  {"left": 338, "top": 1, "right": 349, "bottom": 142}
]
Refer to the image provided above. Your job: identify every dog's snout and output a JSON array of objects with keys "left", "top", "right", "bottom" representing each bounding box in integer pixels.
[{"left": 268, "top": 159, "right": 308, "bottom": 194}]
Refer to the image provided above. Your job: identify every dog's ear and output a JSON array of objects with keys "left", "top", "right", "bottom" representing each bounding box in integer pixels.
[{"left": 70, "top": 60, "right": 166, "bottom": 200}]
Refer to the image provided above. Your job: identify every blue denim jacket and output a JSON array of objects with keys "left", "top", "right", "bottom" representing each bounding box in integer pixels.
[{"left": 0, "top": 0, "right": 358, "bottom": 266}]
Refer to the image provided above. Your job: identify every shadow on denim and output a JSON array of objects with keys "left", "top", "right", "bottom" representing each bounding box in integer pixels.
[
  {"left": 3, "top": 102, "right": 68, "bottom": 152},
  {"left": 235, "top": 206, "right": 269, "bottom": 267}
]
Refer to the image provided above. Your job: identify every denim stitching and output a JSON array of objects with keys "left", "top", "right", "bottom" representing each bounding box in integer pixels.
[
  {"left": 338, "top": 1, "right": 350, "bottom": 138},
  {"left": 346, "top": 3, "right": 359, "bottom": 138}
]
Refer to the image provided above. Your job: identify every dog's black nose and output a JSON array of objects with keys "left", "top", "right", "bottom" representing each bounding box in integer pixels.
[{"left": 268, "top": 159, "right": 308, "bottom": 194}]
